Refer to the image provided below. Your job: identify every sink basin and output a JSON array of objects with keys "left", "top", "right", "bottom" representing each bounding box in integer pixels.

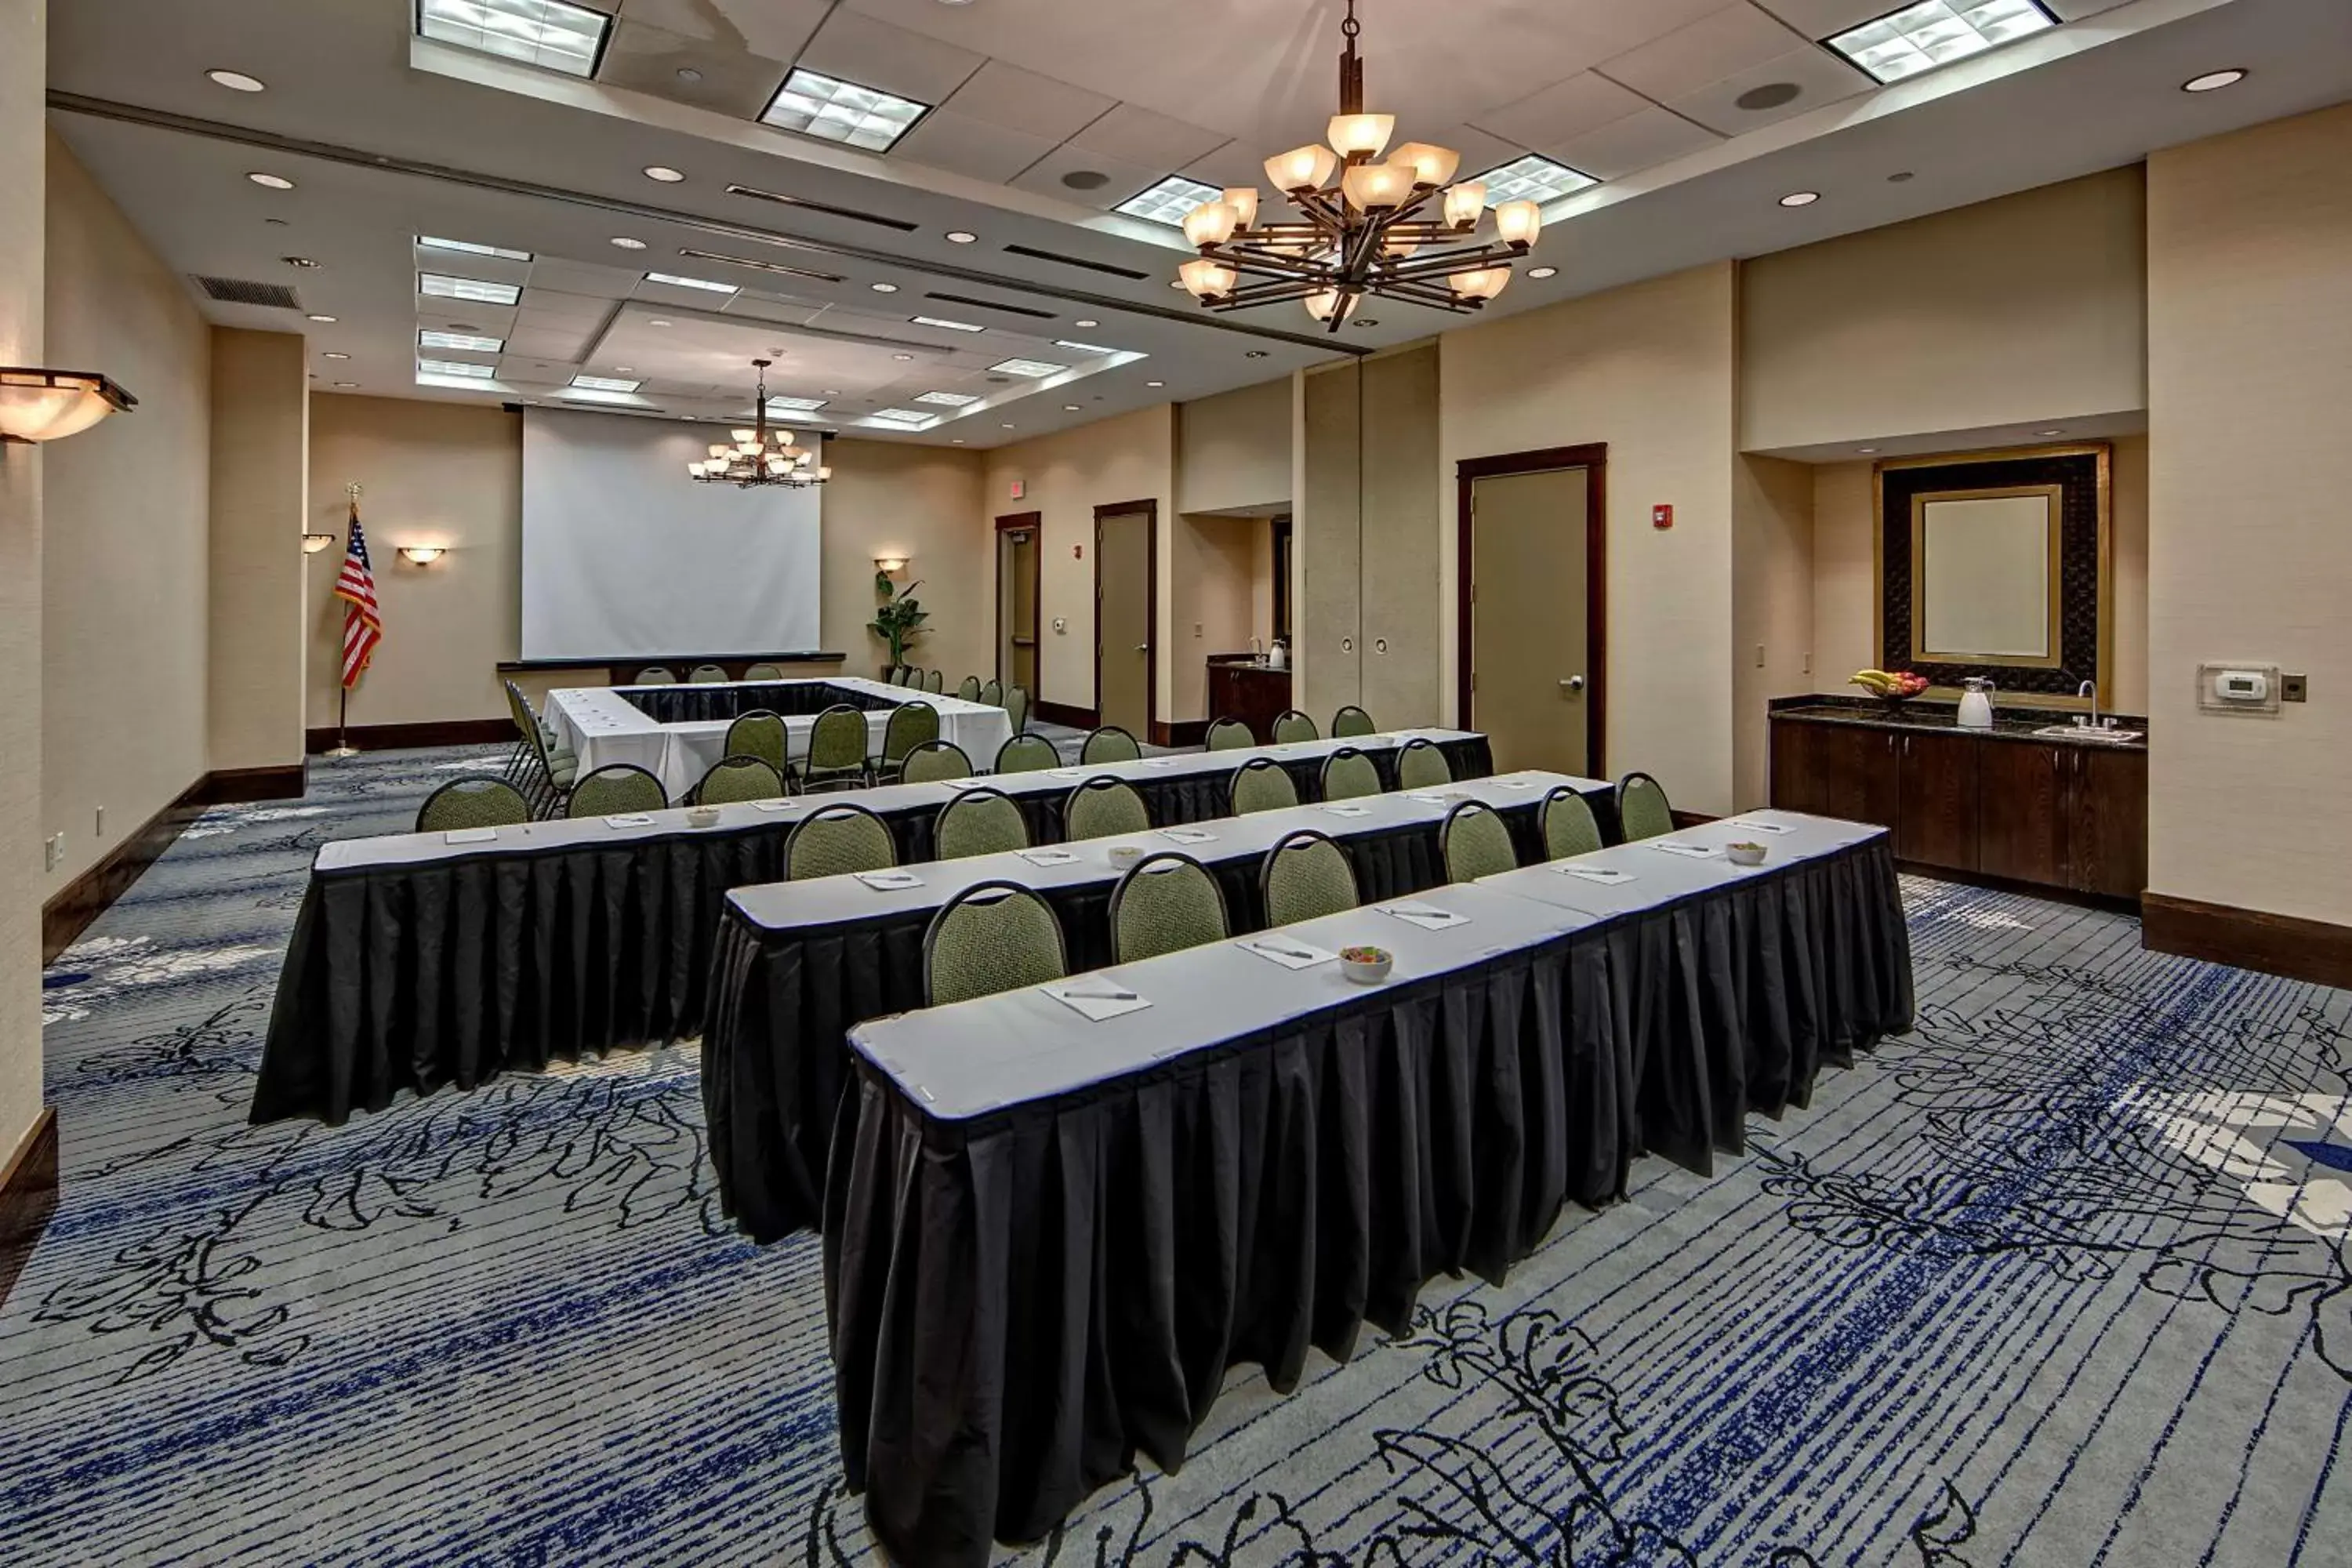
[{"left": 2031, "top": 724, "right": 2143, "bottom": 742}]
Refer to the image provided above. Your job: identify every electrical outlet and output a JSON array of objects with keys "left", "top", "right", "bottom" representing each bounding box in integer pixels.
[
  {"left": 45, "top": 833, "right": 60, "bottom": 872},
  {"left": 1193, "top": 622, "right": 1203, "bottom": 638},
  {"left": 1755, "top": 643, "right": 1766, "bottom": 669},
  {"left": 1802, "top": 651, "right": 1812, "bottom": 676}
]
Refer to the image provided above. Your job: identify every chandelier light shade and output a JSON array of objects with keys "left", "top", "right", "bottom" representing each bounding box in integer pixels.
[
  {"left": 1174, "top": 0, "right": 1555, "bottom": 332},
  {"left": 0, "top": 368, "right": 137, "bottom": 443},
  {"left": 690, "top": 359, "right": 829, "bottom": 488}
]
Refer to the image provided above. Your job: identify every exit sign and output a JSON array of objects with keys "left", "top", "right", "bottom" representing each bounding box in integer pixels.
[{"left": 1009, "top": 479, "right": 1026, "bottom": 500}]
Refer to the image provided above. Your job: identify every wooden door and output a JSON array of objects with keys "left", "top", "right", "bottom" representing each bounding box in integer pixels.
[
  {"left": 1773, "top": 720, "right": 1898, "bottom": 828},
  {"left": 2068, "top": 746, "right": 2148, "bottom": 898},
  {"left": 1976, "top": 740, "right": 2066, "bottom": 887},
  {"left": 1468, "top": 467, "right": 1592, "bottom": 775},
  {"left": 1095, "top": 507, "right": 1152, "bottom": 736},
  {"left": 1896, "top": 730, "right": 1980, "bottom": 872}
]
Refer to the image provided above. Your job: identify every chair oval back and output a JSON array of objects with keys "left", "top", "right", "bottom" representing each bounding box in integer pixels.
[
  {"left": 786, "top": 803, "right": 898, "bottom": 880},
  {"left": 1229, "top": 756, "right": 1300, "bottom": 816},
  {"left": 745, "top": 662, "right": 783, "bottom": 681},
  {"left": 1065, "top": 776, "right": 1150, "bottom": 840},
  {"left": 1396, "top": 738, "right": 1453, "bottom": 791},
  {"left": 565, "top": 763, "right": 668, "bottom": 818},
  {"left": 1319, "top": 746, "right": 1381, "bottom": 802},
  {"left": 1441, "top": 801, "right": 1519, "bottom": 883},
  {"left": 1204, "top": 717, "right": 1255, "bottom": 751},
  {"left": 637, "top": 666, "right": 677, "bottom": 685},
  {"left": 692, "top": 755, "right": 784, "bottom": 805},
  {"left": 902, "top": 739, "right": 974, "bottom": 785},
  {"left": 724, "top": 710, "right": 788, "bottom": 773},
  {"left": 803, "top": 705, "right": 872, "bottom": 788},
  {"left": 956, "top": 674, "right": 983, "bottom": 701},
  {"left": 416, "top": 776, "right": 530, "bottom": 833},
  {"left": 1080, "top": 725, "right": 1142, "bottom": 765},
  {"left": 925, "top": 881, "right": 1069, "bottom": 1006},
  {"left": 689, "top": 662, "right": 729, "bottom": 684},
  {"left": 1331, "top": 705, "right": 1377, "bottom": 738},
  {"left": 1271, "top": 710, "right": 1318, "bottom": 744},
  {"left": 1541, "top": 786, "right": 1603, "bottom": 859},
  {"left": 1004, "top": 685, "right": 1031, "bottom": 735},
  {"left": 888, "top": 666, "right": 910, "bottom": 687},
  {"left": 924, "top": 669, "right": 946, "bottom": 694},
  {"left": 900, "top": 667, "right": 923, "bottom": 690},
  {"left": 1617, "top": 771, "right": 1675, "bottom": 843},
  {"left": 935, "top": 788, "right": 1030, "bottom": 860},
  {"left": 978, "top": 677, "right": 1004, "bottom": 709},
  {"left": 1261, "top": 830, "right": 1359, "bottom": 927},
  {"left": 993, "top": 733, "right": 1061, "bottom": 775},
  {"left": 879, "top": 701, "right": 940, "bottom": 768},
  {"left": 1109, "top": 851, "right": 1231, "bottom": 964}
]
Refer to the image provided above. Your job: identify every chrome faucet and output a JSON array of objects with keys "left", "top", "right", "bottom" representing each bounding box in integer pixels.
[
  {"left": 1249, "top": 636, "right": 1263, "bottom": 661},
  {"left": 2078, "top": 679, "right": 2100, "bottom": 728}
]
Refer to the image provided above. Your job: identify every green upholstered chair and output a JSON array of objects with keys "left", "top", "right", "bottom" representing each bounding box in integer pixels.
[
  {"left": 993, "top": 734, "right": 1060, "bottom": 775},
  {"left": 1204, "top": 717, "right": 1255, "bottom": 751},
  {"left": 1004, "top": 685, "right": 1030, "bottom": 735},
  {"left": 416, "top": 777, "right": 530, "bottom": 833},
  {"left": 1261, "top": 830, "right": 1359, "bottom": 926},
  {"left": 1109, "top": 852, "right": 1230, "bottom": 964},
  {"left": 979, "top": 678, "right": 1004, "bottom": 709},
  {"left": 956, "top": 674, "right": 983, "bottom": 701},
  {"left": 924, "top": 670, "right": 946, "bottom": 695},
  {"left": 691, "top": 755, "right": 784, "bottom": 805},
  {"left": 637, "top": 666, "right": 677, "bottom": 685},
  {"left": 565, "top": 763, "right": 667, "bottom": 819},
  {"left": 1229, "top": 757, "right": 1299, "bottom": 816},
  {"left": 786, "top": 804, "right": 897, "bottom": 880},
  {"left": 1396, "top": 738, "right": 1453, "bottom": 791},
  {"left": 746, "top": 662, "right": 784, "bottom": 681},
  {"left": 871, "top": 701, "right": 941, "bottom": 784},
  {"left": 1331, "top": 705, "right": 1377, "bottom": 739},
  {"left": 797, "top": 705, "right": 872, "bottom": 793},
  {"left": 689, "top": 663, "right": 729, "bottom": 684},
  {"left": 1080, "top": 725, "right": 1142, "bottom": 765},
  {"left": 1541, "top": 786, "right": 1604, "bottom": 859},
  {"left": 925, "top": 882, "right": 1067, "bottom": 1006},
  {"left": 1271, "top": 710, "right": 1318, "bottom": 744},
  {"left": 935, "top": 788, "right": 1029, "bottom": 860},
  {"left": 899, "top": 667, "right": 923, "bottom": 690},
  {"left": 1319, "top": 746, "right": 1381, "bottom": 802},
  {"left": 901, "top": 740, "right": 973, "bottom": 785},
  {"left": 888, "top": 666, "right": 910, "bottom": 687},
  {"left": 1065, "top": 776, "right": 1150, "bottom": 840},
  {"left": 723, "top": 710, "right": 788, "bottom": 774},
  {"left": 1441, "top": 801, "right": 1518, "bottom": 883},
  {"left": 1617, "top": 771, "right": 1675, "bottom": 843}
]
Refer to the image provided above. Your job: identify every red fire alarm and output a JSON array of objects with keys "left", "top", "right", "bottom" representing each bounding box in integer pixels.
[{"left": 1653, "top": 503, "right": 1674, "bottom": 529}]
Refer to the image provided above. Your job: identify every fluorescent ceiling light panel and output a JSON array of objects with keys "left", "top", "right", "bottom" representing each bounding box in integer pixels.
[
  {"left": 643, "top": 271, "right": 738, "bottom": 295},
  {"left": 765, "top": 396, "right": 829, "bottom": 412},
  {"left": 1053, "top": 340, "right": 1120, "bottom": 357},
  {"left": 909, "top": 315, "right": 985, "bottom": 334},
  {"left": 419, "top": 330, "right": 506, "bottom": 353},
  {"left": 989, "top": 358, "right": 1068, "bottom": 379},
  {"left": 1824, "top": 0, "right": 2057, "bottom": 84},
  {"left": 913, "top": 391, "right": 979, "bottom": 406},
  {"left": 417, "top": 358, "right": 496, "bottom": 379},
  {"left": 561, "top": 387, "right": 640, "bottom": 405},
  {"left": 1475, "top": 154, "right": 1595, "bottom": 205},
  {"left": 570, "top": 374, "right": 642, "bottom": 392},
  {"left": 866, "top": 408, "right": 935, "bottom": 425},
  {"left": 417, "top": 234, "right": 533, "bottom": 262},
  {"left": 419, "top": 271, "right": 523, "bottom": 306},
  {"left": 416, "top": 0, "right": 609, "bottom": 77},
  {"left": 1115, "top": 175, "right": 1223, "bottom": 227},
  {"left": 760, "top": 69, "right": 928, "bottom": 153}
]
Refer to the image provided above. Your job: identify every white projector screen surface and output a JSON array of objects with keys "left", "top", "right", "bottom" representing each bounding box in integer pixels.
[{"left": 521, "top": 408, "right": 823, "bottom": 660}]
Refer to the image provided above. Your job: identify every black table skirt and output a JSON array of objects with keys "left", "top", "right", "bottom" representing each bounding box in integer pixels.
[
  {"left": 703, "top": 795, "right": 1552, "bottom": 1245},
  {"left": 821, "top": 837, "right": 1911, "bottom": 1565},
  {"left": 622, "top": 681, "right": 895, "bottom": 723}
]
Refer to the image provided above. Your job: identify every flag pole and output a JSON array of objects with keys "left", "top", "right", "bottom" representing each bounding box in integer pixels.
[{"left": 325, "top": 482, "right": 362, "bottom": 758}]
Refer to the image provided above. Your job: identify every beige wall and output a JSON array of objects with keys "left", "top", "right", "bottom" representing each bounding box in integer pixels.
[
  {"left": 1442, "top": 262, "right": 1740, "bottom": 813},
  {"left": 0, "top": 0, "right": 45, "bottom": 1161},
  {"left": 42, "top": 135, "right": 212, "bottom": 887},
  {"left": 1172, "top": 512, "right": 1260, "bottom": 721},
  {"left": 208, "top": 327, "right": 307, "bottom": 771},
  {"left": 2146, "top": 103, "right": 2352, "bottom": 925},
  {"left": 1741, "top": 169, "right": 2147, "bottom": 455},
  {"left": 982, "top": 406, "right": 1175, "bottom": 718},
  {"left": 822, "top": 437, "right": 985, "bottom": 682},
  {"left": 1732, "top": 455, "right": 1815, "bottom": 810},
  {"left": 1176, "top": 376, "right": 1290, "bottom": 515}
]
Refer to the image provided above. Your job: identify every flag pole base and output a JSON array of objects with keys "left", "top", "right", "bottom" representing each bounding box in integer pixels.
[{"left": 323, "top": 746, "right": 361, "bottom": 758}]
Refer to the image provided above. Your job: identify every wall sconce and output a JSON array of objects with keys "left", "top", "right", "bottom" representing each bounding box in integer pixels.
[
  {"left": 302, "top": 533, "right": 336, "bottom": 554},
  {"left": 397, "top": 546, "right": 445, "bottom": 566},
  {"left": 874, "top": 554, "right": 909, "bottom": 574},
  {"left": 0, "top": 368, "right": 138, "bottom": 443}
]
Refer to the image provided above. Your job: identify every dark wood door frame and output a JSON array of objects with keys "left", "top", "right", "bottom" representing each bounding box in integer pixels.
[
  {"left": 1456, "top": 444, "right": 1608, "bottom": 775},
  {"left": 993, "top": 510, "right": 1041, "bottom": 687},
  {"left": 1092, "top": 499, "right": 1159, "bottom": 740}
]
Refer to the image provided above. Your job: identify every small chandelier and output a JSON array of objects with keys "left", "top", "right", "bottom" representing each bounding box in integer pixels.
[
  {"left": 1174, "top": 0, "right": 1544, "bottom": 332},
  {"left": 688, "top": 358, "right": 829, "bottom": 488}
]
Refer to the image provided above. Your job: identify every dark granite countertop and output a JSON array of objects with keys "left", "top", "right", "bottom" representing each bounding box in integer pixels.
[{"left": 1768, "top": 693, "right": 2148, "bottom": 750}]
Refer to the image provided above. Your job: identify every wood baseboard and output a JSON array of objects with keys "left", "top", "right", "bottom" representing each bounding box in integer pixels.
[
  {"left": 193, "top": 763, "right": 307, "bottom": 804},
  {"left": 2142, "top": 891, "right": 2352, "bottom": 989},
  {"left": 1151, "top": 719, "right": 1209, "bottom": 749},
  {"left": 1033, "top": 699, "right": 1099, "bottom": 731},
  {"left": 307, "top": 717, "right": 515, "bottom": 753},
  {"left": 0, "top": 1108, "right": 58, "bottom": 1312}
]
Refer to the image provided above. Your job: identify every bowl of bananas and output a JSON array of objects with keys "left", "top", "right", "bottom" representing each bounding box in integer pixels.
[{"left": 1851, "top": 668, "right": 1929, "bottom": 710}]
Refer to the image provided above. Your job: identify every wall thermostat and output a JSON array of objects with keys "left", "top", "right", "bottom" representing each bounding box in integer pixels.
[
  {"left": 2198, "top": 662, "right": 2282, "bottom": 715},
  {"left": 2218, "top": 670, "right": 2267, "bottom": 702}
]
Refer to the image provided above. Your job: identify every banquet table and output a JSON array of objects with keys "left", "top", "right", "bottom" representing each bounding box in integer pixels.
[
  {"left": 822, "top": 814, "right": 1912, "bottom": 1565},
  {"left": 249, "top": 728, "right": 1501, "bottom": 1127},
  {"left": 702, "top": 768, "right": 1602, "bottom": 1242}
]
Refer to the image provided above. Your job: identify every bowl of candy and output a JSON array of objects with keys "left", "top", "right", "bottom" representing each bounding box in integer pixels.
[
  {"left": 1727, "top": 841, "right": 1769, "bottom": 867},
  {"left": 1340, "top": 945, "right": 1393, "bottom": 985}
]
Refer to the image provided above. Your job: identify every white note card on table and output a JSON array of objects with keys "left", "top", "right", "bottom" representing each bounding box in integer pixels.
[
  {"left": 1243, "top": 937, "right": 1336, "bottom": 970},
  {"left": 857, "top": 869, "right": 925, "bottom": 891},
  {"left": 1160, "top": 827, "right": 1218, "bottom": 844},
  {"left": 752, "top": 800, "right": 798, "bottom": 813},
  {"left": 604, "top": 815, "right": 655, "bottom": 829},
  {"left": 1561, "top": 866, "right": 1634, "bottom": 885},
  {"left": 1406, "top": 791, "right": 1458, "bottom": 805},
  {"left": 1049, "top": 768, "right": 1089, "bottom": 779},
  {"left": 1018, "top": 848, "right": 1080, "bottom": 867},
  {"left": 943, "top": 779, "right": 993, "bottom": 792},
  {"left": 1725, "top": 819, "right": 1794, "bottom": 834},
  {"left": 1650, "top": 841, "right": 1718, "bottom": 859},
  {"left": 1381, "top": 901, "right": 1470, "bottom": 931},
  {"left": 444, "top": 828, "right": 499, "bottom": 845},
  {"left": 1492, "top": 779, "right": 1537, "bottom": 789},
  {"left": 1321, "top": 804, "right": 1372, "bottom": 818},
  {"left": 1047, "top": 982, "right": 1152, "bottom": 1022}
]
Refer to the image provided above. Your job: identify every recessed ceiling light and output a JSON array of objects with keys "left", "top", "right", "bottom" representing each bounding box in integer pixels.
[
  {"left": 1146, "top": 379, "right": 1164, "bottom": 388},
  {"left": 282, "top": 256, "right": 321, "bottom": 268},
  {"left": 570, "top": 374, "right": 641, "bottom": 393},
  {"left": 1062, "top": 404, "right": 1081, "bottom": 412},
  {"left": 416, "top": 0, "right": 609, "bottom": 78},
  {"left": 822, "top": 389, "right": 841, "bottom": 395},
  {"left": 419, "top": 358, "right": 496, "bottom": 380},
  {"left": 643, "top": 270, "right": 735, "bottom": 294},
  {"left": 648, "top": 318, "right": 672, "bottom": 328},
  {"left": 1116, "top": 174, "right": 1224, "bottom": 227},
  {"left": 611, "top": 236, "right": 648, "bottom": 250},
  {"left": 307, "top": 314, "right": 337, "bottom": 323},
  {"left": 2182, "top": 68, "right": 2246, "bottom": 93},
  {"left": 1857, "top": 446, "right": 1879, "bottom": 453},
  {"left": 419, "top": 330, "right": 504, "bottom": 353},
  {"left": 1002, "top": 423, "right": 1016, "bottom": 430},
  {"left": 989, "top": 358, "right": 1068, "bottom": 378},
  {"left": 1888, "top": 170, "right": 1916, "bottom": 183},
  {"left": 912, "top": 314, "right": 985, "bottom": 333},
  {"left": 1528, "top": 266, "right": 1559, "bottom": 280},
  {"left": 1170, "top": 279, "right": 1187, "bottom": 289},
  {"left": 643, "top": 165, "right": 687, "bottom": 183},
  {"left": 419, "top": 271, "right": 522, "bottom": 306},
  {"left": 676, "top": 67, "right": 702, "bottom": 84},
  {"left": 614, "top": 365, "right": 636, "bottom": 374},
  {"left": 207, "top": 68, "right": 266, "bottom": 93},
  {"left": 945, "top": 230, "right": 978, "bottom": 244},
  {"left": 1476, "top": 153, "right": 1596, "bottom": 204},
  {"left": 321, "top": 352, "right": 350, "bottom": 360},
  {"left": 914, "top": 391, "right": 980, "bottom": 406},
  {"left": 870, "top": 281, "right": 900, "bottom": 293},
  {"left": 760, "top": 68, "right": 929, "bottom": 152},
  {"left": 417, "top": 234, "right": 533, "bottom": 262},
  {"left": 247, "top": 172, "right": 295, "bottom": 190},
  {"left": 951, "top": 437, "right": 966, "bottom": 444},
  {"left": 1780, "top": 191, "right": 1820, "bottom": 208},
  {"left": 332, "top": 381, "right": 358, "bottom": 388},
  {"left": 1824, "top": 0, "right": 2057, "bottom": 85},
  {"left": 2035, "top": 428, "right": 2065, "bottom": 436},
  {"left": 1073, "top": 318, "right": 1099, "bottom": 328},
  {"left": 1244, "top": 350, "right": 1269, "bottom": 359},
  {"left": 1353, "top": 318, "right": 1380, "bottom": 328},
  {"left": 891, "top": 354, "right": 914, "bottom": 361}
]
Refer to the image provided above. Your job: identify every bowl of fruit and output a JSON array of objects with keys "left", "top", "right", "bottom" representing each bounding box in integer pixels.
[
  {"left": 1339, "top": 945, "right": 1393, "bottom": 985},
  {"left": 1850, "top": 668, "right": 1929, "bottom": 710}
]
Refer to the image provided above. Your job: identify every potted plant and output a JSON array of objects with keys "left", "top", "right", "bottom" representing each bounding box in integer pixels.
[{"left": 869, "top": 573, "right": 930, "bottom": 679}]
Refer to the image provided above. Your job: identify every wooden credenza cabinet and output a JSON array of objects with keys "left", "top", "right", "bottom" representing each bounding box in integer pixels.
[
  {"left": 1205, "top": 658, "right": 1294, "bottom": 743},
  {"left": 1770, "top": 710, "right": 2147, "bottom": 900}
]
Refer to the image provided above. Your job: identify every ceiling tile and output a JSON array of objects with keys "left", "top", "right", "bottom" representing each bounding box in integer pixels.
[
  {"left": 506, "top": 327, "right": 594, "bottom": 359},
  {"left": 1598, "top": 4, "right": 1809, "bottom": 102},
  {"left": 1547, "top": 105, "right": 1723, "bottom": 180},
  {"left": 517, "top": 288, "right": 616, "bottom": 323},
  {"left": 1666, "top": 44, "right": 1874, "bottom": 136},
  {"left": 893, "top": 109, "right": 1061, "bottom": 183},
  {"left": 418, "top": 304, "right": 518, "bottom": 337},
  {"left": 524, "top": 258, "right": 641, "bottom": 296},
  {"left": 1068, "top": 103, "right": 1228, "bottom": 170},
  {"left": 615, "top": 0, "right": 829, "bottom": 60},
  {"left": 795, "top": 9, "right": 985, "bottom": 107},
  {"left": 1007, "top": 143, "right": 1163, "bottom": 212},
  {"left": 1475, "top": 71, "right": 1653, "bottom": 149},
  {"left": 1442, "top": 125, "right": 1547, "bottom": 183},
  {"left": 1748, "top": 0, "right": 1901, "bottom": 38},
  {"left": 939, "top": 59, "right": 1117, "bottom": 142},
  {"left": 596, "top": 19, "right": 785, "bottom": 119},
  {"left": 1183, "top": 140, "right": 1276, "bottom": 190}
]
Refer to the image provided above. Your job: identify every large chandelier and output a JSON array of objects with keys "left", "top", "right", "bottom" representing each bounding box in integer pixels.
[
  {"left": 1175, "top": 0, "right": 1544, "bottom": 332},
  {"left": 688, "top": 358, "right": 829, "bottom": 488}
]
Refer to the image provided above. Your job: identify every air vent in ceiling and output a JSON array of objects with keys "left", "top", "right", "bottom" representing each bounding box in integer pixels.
[
  {"left": 676, "top": 247, "right": 845, "bottom": 285},
  {"left": 194, "top": 274, "right": 303, "bottom": 310},
  {"left": 724, "top": 183, "right": 919, "bottom": 232},
  {"left": 924, "top": 291, "right": 1055, "bottom": 321},
  {"left": 1000, "top": 244, "right": 1150, "bottom": 281}
]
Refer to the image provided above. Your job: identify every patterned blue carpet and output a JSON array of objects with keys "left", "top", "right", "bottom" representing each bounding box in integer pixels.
[{"left": 5, "top": 745, "right": 2348, "bottom": 1565}]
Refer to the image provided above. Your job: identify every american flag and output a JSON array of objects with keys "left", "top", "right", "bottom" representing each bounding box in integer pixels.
[{"left": 333, "top": 500, "right": 383, "bottom": 688}]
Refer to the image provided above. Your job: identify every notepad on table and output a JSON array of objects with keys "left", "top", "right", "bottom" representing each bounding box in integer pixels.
[
  {"left": 1018, "top": 848, "right": 1080, "bottom": 867},
  {"left": 604, "top": 815, "right": 655, "bottom": 829},
  {"left": 856, "top": 869, "right": 925, "bottom": 891},
  {"left": 1047, "top": 981, "right": 1152, "bottom": 1022},
  {"left": 1649, "top": 841, "right": 1718, "bottom": 858},
  {"left": 1380, "top": 900, "right": 1470, "bottom": 931},
  {"left": 444, "top": 828, "right": 498, "bottom": 845},
  {"left": 1243, "top": 936, "right": 1336, "bottom": 970},
  {"left": 1559, "top": 866, "right": 1634, "bottom": 885},
  {"left": 1160, "top": 827, "right": 1218, "bottom": 844}
]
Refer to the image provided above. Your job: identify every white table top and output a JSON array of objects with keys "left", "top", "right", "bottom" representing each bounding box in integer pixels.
[
  {"left": 549, "top": 676, "right": 1005, "bottom": 742},
  {"left": 1475, "top": 809, "right": 1887, "bottom": 919}
]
